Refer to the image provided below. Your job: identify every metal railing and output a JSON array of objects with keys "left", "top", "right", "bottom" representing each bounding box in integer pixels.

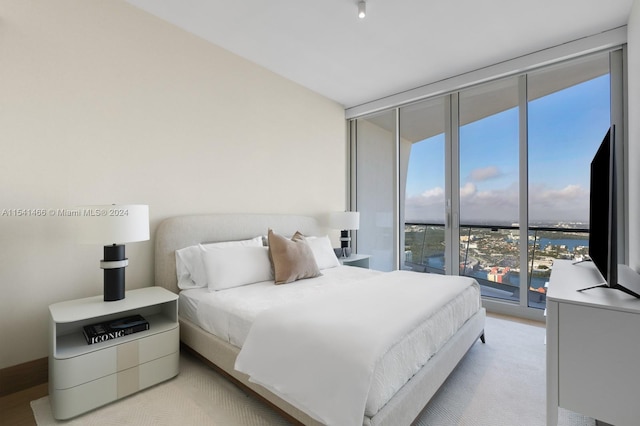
[{"left": 404, "top": 222, "right": 589, "bottom": 308}]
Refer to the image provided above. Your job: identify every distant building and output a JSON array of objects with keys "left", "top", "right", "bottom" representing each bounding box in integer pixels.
[{"left": 487, "top": 266, "right": 510, "bottom": 284}]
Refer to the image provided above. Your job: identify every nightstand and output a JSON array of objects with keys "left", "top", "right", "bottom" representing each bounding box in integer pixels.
[
  {"left": 48, "top": 286, "right": 179, "bottom": 420},
  {"left": 339, "top": 253, "right": 371, "bottom": 268}
]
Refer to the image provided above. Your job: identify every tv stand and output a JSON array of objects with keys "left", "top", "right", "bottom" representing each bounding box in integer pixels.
[
  {"left": 575, "top": 264, "right": 640, "bottom": 298},
  {"left": 547, "top": 260, "right": 640, "bottom": 426},
  {"left": 576, "top": 282, "right": 607, "bottom": 292}
]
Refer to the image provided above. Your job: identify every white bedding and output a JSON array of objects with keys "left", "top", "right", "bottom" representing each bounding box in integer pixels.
[
  {"left": 179, "top": 266, "right": 481, "bottom": 420},
  {"left": 179, "top": 266, "right": 382, "bottom": 347}
]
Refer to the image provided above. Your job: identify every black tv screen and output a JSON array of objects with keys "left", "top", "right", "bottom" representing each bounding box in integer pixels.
[{"left": 588, "top": 126, "right": 617, "bottom": 287}]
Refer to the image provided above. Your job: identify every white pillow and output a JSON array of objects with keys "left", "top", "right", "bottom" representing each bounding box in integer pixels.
[
  {"left": 306, "top": 235, "right": 340, "bottom": 270},
  {"left": 202, "top": 246, "right": 273, "bottom": 291},
  {"left": 175, "top": 236, "right": 263, "bottom": 289}
]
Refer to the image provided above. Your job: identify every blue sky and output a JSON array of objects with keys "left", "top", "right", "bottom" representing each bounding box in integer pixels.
[{"left": 405, "top": 75, "right": 611, "bottom": 224}]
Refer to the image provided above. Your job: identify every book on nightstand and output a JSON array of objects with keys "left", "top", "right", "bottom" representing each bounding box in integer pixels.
[{"left": 82, "top": 314, "right": 149, "bottom": 345}]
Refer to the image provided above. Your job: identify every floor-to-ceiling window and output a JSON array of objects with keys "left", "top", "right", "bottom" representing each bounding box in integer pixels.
[
  {"left": 351, "top": 49, "right": 622, "bottom": 316},
  {"left": 526, "top": 53, "right": 611, "bottom": 308},
  {"left": 400, "top": 97, "right": 447, "bottom": 274},
  {"left": 458, "top": 78, "right": 520, "bottom": 302}
]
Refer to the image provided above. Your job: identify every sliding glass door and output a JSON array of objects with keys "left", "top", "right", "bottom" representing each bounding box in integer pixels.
[
  {"left": 526, "top": 53, "right": 611, "bottom": 308},
  {"left": 458, "top": 78, "right": 520, "bottom": 302},
  {"left": 400, "top": 97, "right": 448, "bottom": 273}
]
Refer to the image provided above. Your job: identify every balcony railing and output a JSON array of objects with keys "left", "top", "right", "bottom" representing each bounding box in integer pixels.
[{"left": 404, "top": 222, "right": 589, "bottom": 309}]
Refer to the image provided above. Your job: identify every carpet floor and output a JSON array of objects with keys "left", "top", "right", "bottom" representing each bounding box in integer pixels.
[{"left": 32, "top": 316, "right": 595, "bottom": 425}]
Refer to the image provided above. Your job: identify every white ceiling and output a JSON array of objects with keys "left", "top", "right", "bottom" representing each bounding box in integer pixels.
[{"left": 126, "top": 0, "right": 633, "bottom": 109}]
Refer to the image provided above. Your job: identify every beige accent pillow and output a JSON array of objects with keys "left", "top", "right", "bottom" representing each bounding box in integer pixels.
[{"left": 268, "top": 229, "right": 321, "bottom": 284}]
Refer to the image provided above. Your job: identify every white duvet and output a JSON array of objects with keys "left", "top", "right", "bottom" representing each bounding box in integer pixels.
[
  {"left": 233, "top": 270, "right": 480, "bottom": 426},
  {"left": 180, "top": 266, "right": 383, "bottom": 347}
]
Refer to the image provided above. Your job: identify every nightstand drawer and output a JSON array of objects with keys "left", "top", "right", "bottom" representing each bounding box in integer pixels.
[
  {"left": 140, "top": 351, "right": 179, "bottom": 389},
  {"left": 52, "top": 346, "right": 117, "bottom": 390},
  {"left": 115, "top": 351, "right": 180, "bottom": 398},
  {"left": 51, "top": 373, "right": 118, "bottom": 420},
  {"left": 53, "top": 327, "right": 179, "bottom": 389},
  {"left": 140, "top": 326, "right": 179, "bottom": 363},
  {"left": 51, "top": 352, "right": 180, "bottom": 420}
]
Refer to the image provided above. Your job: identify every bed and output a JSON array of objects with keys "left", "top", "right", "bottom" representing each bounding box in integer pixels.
[{"left": 154, "top": 214, "right": 486, "bottom": 426}]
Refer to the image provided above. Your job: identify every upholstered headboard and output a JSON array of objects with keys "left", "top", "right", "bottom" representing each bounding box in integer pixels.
[{"left": 154, "top": 214, "right": 323, "bottom": 294}]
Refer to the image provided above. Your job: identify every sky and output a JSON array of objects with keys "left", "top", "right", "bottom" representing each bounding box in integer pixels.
[{"left": 404, "top": 74, "right": 611, "bottom": 224}]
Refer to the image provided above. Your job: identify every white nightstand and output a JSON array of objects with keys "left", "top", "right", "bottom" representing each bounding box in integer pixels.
[
  {"left": 48, "top": 286, "right": 179, "bottom": 420},
  {"left": 339, "top": 253, "right": 371, "bottom": 268}
]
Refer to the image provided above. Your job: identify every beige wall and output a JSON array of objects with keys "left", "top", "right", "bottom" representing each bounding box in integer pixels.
[
  {"left": 628, "top": 0, "right": 640, "bottom": 271},
  {"left": 0, "top": 0, "right": 346, "bottom": 368}
]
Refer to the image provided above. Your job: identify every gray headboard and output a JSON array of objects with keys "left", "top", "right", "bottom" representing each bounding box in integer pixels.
[{"left": 154, "top": 214, "right": 322, "bottom": 294}]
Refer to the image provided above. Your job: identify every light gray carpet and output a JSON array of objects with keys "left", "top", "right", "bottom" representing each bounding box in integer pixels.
[{"left": 32, "top": 316, "right": 595, "bottom": 425}]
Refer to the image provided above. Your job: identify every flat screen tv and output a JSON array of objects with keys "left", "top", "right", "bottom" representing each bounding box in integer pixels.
[
  {"left": 588, "top": 126, "right": 617, "bottom": 287},
  {"left": 582, "top": 125, "right": 640, "bottom": 298}
]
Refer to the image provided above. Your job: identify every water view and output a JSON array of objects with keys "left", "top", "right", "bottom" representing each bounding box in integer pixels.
[{"left": 404, "top": 223, "right": 589, "bottom": 308}]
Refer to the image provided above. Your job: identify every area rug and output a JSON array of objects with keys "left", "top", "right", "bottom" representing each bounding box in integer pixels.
[{"left": 32, "top": 316, "right": 595, "bottom": 425}]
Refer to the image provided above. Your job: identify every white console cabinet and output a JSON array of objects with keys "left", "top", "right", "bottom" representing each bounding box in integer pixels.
[
  {"left": 49, "top": 287, "right": 179, "bottom": 420},
  {"left": 546, "top": 260, "right": 640, "bottom": 426}
]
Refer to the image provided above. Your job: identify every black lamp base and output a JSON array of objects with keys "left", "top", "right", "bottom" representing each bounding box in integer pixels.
[
  {"left": 103, "top": 244, "right": 127, "bottom": 301},
  {"left": 339, "top": 230, "right": 352, "bottom": 258},
  {"left": 340, "top": 230, "right": 349, "bottom": 248},
  {"left": 104, "top": 269, "right": 125, "bottom": 301}
]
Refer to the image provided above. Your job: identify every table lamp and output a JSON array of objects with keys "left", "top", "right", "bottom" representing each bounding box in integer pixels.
[
  {"left": 77, "top": 204, "right": 150, "bottom": 301},
  {"left": 329, "top": 211, "right": 360, "bottom": 258}
]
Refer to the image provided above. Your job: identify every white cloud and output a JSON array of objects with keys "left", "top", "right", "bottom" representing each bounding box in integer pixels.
[
  {"left": 459, "top": 183, "right": 519, "bottom": 223},
  {"left": 468, "top": 166, "right": 501, "bottom": 182},
  {"left": 532, "top": 184, "right": 586, "bottom": 202},
  {"left": 420, "top": 187, "right": 444, "bottom": 199},
  {"left": 405, "top": 187, "right": 445, "bottom": 222},
  {"left": 529, "top": 184, "right": 588, "bottom": 222},
  {"left": 459, "top": 182, "right": 477, "bottom": 198},
  {"left": 405, "top": 182, "right": 588, "bottom": 224}
]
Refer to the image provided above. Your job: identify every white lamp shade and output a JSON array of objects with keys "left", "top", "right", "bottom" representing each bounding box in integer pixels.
[
  {"left": 329, "top": 211, "right": 360, "bottom": 230},
  {"left": 77, "top": 204, "right": 150, "bottom": 245}
]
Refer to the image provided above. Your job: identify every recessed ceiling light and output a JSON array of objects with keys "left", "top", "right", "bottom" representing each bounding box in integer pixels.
[{"left": 358, "top": 1, "right": 366, "bottom": 19}]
